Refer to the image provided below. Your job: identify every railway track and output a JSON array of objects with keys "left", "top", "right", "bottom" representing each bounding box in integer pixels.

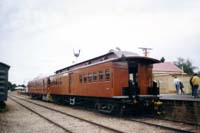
[
  {"left": 10, "top": 94, "right": 199, "bottom": 133},
  {"left": 9, "top": 95, "right": 125, "bottom": 133},
  {"left": 124, "top": 117, "right": 198, "bottom": 133},
  {"left": 145, "top": 114, "right": 200, "bottom": 127},
  {"left": 9, "top": 96, "right": 72, "bottom": 133}
]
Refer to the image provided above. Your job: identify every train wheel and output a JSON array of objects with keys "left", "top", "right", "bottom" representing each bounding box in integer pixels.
[{"left": 116, "top": 104, "right": 126, "bottom": 116}]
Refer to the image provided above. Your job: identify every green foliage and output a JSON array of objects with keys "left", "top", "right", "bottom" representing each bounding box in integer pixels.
[
  {"left": 160, "top": 57, "right": 165, "bottom": 63},
  {"left": 197, "top": 71, "right": 200, "bottom": 75},
  {"left": 174, "top": 57, "right": 197, "bottom": 74},
  {"left": 8, "top": 81, "right": 17, "bottom": 91},
  {"left": 19, "top": 84, "right": 26, "bottom": 88}
]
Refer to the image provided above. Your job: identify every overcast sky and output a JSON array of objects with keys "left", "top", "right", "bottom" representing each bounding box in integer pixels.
[{"left": 0, "top": 0, "right": 200, "bottom": 84}]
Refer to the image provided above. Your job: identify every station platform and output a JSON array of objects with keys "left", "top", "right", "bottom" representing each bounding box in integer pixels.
[
  {"left": 159, "top": 94, "right": 200, "bottom": 101},
  {"left": 158, "top": 94, "right": 200, "bottom": 125}
]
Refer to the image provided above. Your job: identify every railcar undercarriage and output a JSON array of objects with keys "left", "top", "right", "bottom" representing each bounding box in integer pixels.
[{"left": 29, "top": 93, "right": 161, "bottom": 115}]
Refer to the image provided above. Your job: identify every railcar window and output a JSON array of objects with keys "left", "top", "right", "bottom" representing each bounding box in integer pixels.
[
  {"left": 105, "top": 69, "right": 110, "bottom": 80},
  {"left": 79, "top": 74, "right": 82, "bottom": 83},
  {"left": 93, "top": 72, "right": 97, "bottom": 81},
  {"left": 84, "top": 74, "right": 87, "bottom": 83},
  {"left": 88, "top": 73, "right": 92, "bottom": 82},
  {"left": 99, "top": 71, "right": 104, "bottom": 81}
]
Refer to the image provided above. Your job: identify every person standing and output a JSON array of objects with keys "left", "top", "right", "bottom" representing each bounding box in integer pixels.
[
  {"left": 191, "top": 73, "right": 200, "bottom": 98},
  {"left": 179, "top": 81, "right": 185, "bottom": 94},
  {"left": 174, "top": 76, "right": 181, "bottom": 95}
]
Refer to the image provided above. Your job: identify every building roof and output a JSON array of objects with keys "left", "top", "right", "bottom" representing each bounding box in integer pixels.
[{"left": 153, "top": 62, "right": 183, "bottom": 73}]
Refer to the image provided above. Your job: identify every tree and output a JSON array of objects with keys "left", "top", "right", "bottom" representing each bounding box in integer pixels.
[
  {"left": 8, "top": 81, "right": 17, "bottom": 91},
  {"left": 197, "top": 71, "right": 200, "bottom": 75},
  {"left": 174, "top": 57, "right": 197, "bottom": 74},
  {"left": 160, "top": 57, "right": 165, "bottom": 63}
]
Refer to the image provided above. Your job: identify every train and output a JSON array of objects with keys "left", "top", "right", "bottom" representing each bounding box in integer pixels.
[
  {"left": 28, "top": 50, "right": 161, "bottom": 114},
  {"left": 0, "top": 62, "right": 10, "bottom": 108}
]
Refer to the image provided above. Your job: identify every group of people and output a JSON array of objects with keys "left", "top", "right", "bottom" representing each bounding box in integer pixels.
[{"left": 174, "top": 73, "right": 200, "bottom": 98}]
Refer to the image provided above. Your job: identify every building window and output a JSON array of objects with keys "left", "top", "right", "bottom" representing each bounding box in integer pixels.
[
  {"left": 99, "top": 71, "right": 104, "bottom": 81},
  {"left": 88, "top": 73, "right": 92, "bottom": 82},
  {"left": 84, "top": 74, "right": 87, "bottom": 83},
  {"left": 79, "top": 75, "right": 82, "bottom": 83},
  {"left": 93, "top": 72, "right": 97, "bottom": 81},
  {"left": 105, "top": 69, "right": 110, "bottom": 80}
]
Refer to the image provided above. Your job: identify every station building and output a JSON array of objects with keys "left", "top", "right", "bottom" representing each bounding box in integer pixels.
[{"left": 153, "top": 62, "right": 192, "bottom": 94}]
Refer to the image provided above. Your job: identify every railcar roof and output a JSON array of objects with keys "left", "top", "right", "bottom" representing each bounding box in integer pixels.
[
  {"left": 55, "top": 51, "right": 160, "bottom": 74},
  {"left": 116, "top": 56, "right": 160, "bottom": 64}
]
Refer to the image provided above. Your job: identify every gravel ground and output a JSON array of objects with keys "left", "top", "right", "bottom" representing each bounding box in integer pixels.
[
  {"left": 0, "top": 99, "right": 66, "bottom": 133},
  {"left": 10, "top": 96, "right": 113, "bottom": 133},
  {"left": 2, "top": 92, "right": 195, "bottom": 133},
  {"left": 12, "top": 93, "right": 171, "bottom": 133}
]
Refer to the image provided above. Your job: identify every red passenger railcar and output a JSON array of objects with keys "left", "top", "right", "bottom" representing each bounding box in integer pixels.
[{"left": 28, "top": 51, "right": 160, "bottom": 113}]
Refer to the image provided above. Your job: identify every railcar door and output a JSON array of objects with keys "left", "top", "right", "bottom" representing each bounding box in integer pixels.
[
  {"left": 42, "top": 79, "right": 45, "bottom": 94},
  {"left": 138, "top": 64, "right": 153, "bottom": 95},
  {"left": 128, "top": 61, "right": 139, "bottom": 95},
  {"left": 68, "top": 73, "right": 72, "bottom": 94}
]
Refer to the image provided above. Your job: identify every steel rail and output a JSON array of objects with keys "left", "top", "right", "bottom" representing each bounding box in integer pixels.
[
  {"left": 125, "top": 118, "right": 196, "bottom": 133},
  {"left": 145, "top": 114, "right": 200, "bottom": 127}
]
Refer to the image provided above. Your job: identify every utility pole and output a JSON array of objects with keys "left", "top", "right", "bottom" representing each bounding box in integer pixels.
[{"left": 138, "top": 47, "right": 152, "bottom": 57}]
